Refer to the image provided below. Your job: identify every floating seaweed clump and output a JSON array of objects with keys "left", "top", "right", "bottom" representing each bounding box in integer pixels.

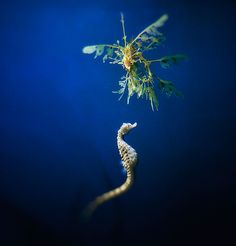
[{"left": 83, "top": 13, "right": 187, "bottom": 111}]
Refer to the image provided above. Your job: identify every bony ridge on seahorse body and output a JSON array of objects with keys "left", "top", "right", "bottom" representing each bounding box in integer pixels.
[{"left": 82, "top": 122, "right": 138, "bottom": 219}]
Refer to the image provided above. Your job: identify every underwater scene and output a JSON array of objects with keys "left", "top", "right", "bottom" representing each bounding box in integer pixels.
[{"left": 0, "top": 0, "right": 235, "bottom": 245}]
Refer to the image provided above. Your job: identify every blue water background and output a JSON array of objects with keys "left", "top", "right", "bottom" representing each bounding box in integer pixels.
[{"left": 0, "top": 0, "right": 235, "bottom": 245}]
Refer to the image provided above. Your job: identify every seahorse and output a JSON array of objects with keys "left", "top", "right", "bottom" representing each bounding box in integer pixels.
[{"left": 82, "top": 122, "right": 138, "bottom": 219}]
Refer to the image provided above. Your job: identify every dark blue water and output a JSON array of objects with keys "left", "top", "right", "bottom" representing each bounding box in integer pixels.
[{"left": 0, "top": 0, "right": 235, "bottom": 245}]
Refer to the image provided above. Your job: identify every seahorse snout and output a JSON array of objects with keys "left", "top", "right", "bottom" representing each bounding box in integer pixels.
[{"left": 131, "top": 122, "right": 137, "bottom": 128}]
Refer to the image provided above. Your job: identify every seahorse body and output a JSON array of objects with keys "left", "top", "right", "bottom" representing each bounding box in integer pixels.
[{"left": 83, "top": 122, "right": 138, "bottom": 219}]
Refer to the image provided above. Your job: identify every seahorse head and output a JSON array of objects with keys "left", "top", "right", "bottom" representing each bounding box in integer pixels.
[{"left": 120, "top": 122, "right": 137, "bottom": 135}]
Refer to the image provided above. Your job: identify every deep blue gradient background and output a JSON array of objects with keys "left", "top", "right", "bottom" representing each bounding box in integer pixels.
[{"left": 0, "top": 0, "right": 235, "bottom": 245}]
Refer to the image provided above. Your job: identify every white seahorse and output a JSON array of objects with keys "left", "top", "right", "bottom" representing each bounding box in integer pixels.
[{"left": 82, "top": 122, "right": 138, "bottom": 219}]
